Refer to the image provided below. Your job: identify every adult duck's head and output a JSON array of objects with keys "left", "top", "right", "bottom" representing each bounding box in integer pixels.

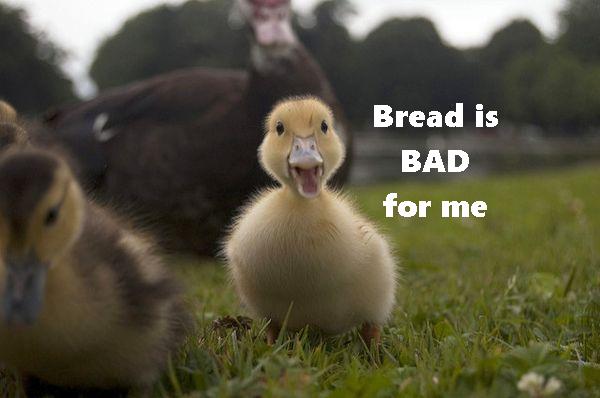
[
  {"left": 259, "top": 97, "right": 345, "bottom": 199},
  {"left": 233, "top": 0, "right": 297, "bottom": 52}
]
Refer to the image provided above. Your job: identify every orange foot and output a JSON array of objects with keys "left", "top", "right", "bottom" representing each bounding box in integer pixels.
[
  {"left": 266, "top": 321, "right": 280, "bottom": 345},
  {"left": 360, "top": 323, "right": 381, "bottom": 345}
]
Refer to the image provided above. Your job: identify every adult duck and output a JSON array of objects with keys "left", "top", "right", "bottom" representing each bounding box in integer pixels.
[{"left": 45, "top": 0, "right": 353, "bottom": 255}]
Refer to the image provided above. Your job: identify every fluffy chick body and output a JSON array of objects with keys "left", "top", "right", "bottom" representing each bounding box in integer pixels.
[
  {"left": 0, "top": 150, "right": 188, "bottom": 391},
  {"left": 227, "top": 188, "right": 396, "bottom": 334},
  {"left": 226, "top": 97, "right": 397, "bottom": 337}
]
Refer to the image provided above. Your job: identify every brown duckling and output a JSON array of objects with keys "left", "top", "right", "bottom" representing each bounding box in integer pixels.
[
  {"left": 0, "top": 149, "right": 190, "bottom": 395},
  {"left": 225, "top": 97, "right": 397, "bottom": 344}
]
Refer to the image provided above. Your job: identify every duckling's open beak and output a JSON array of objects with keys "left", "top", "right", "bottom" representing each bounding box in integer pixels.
[
  {"left": 3, "top": 253, "right": 48, "bottom": 326},
  {"left": 289, "top": 136, "right": 324, "bottom": 198}
]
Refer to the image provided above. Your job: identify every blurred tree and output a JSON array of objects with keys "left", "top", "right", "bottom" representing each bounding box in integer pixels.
[
  {"left": 89, "top": 0, "right": 600, "bottom": 130},
  {"left": 0, "top": 3, "right": 74, "bottom": 114},
  {"left": 559, "top": 0, "right": 600, "bottom": 63},
  {"left": 354, "top": 17, "right": 479, "bottom": 125},
  {"left": 480, "top": 20, "right": 545, "bottom": 71},
  {"left": 295, "top": 0, "right": 358, "bottom": 123},
  {"left": 91, "top": 0, "right": 248, "bottom": 90},
  {"left": 477, "top": 19, "right": 546, "bottom": 110},
  {"left": 503, "top": 48, "right": 600, "bottom": 130},
  {"left": 92, "top": 0, "right": 363, "bottom": 121}
]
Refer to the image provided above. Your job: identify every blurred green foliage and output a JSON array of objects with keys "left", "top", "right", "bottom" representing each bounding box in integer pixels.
[
  {"left": 88, "top": 0, "right": 600, "bottom": 132},
  {"left": 353, "top": 17, "right": 480, "bottom": 123},
  {"left": 474, "top": 19, "right": 545, "bottom": 112},
  {"left": 90, "top": 0, "right": 248, "bottom": 90},
  {"left": 0, "top": 0, "right": 599, "bottom": 129},
  {"left": 559, "top": 0, "right": 600, "bottom": 63},
  {"left": 295, "top": 0, "right": 358, "bottom": 123},
  {"left": 504, "top": 48, "right": 600, "bottom": 130},
  {"left": 0, "top": 3, "right": 74, "bottom": 114}
]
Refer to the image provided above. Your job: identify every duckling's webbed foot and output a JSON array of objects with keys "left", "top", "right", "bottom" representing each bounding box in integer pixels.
[
  {"left": 266, "top": 321, "right": 281, "bottom": 345},
  {"left": 360, "top": 323, "right": 381, "bottom": 346}
]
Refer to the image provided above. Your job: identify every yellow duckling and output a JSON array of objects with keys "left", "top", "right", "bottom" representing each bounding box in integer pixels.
[
  {"left": 225, "top": 97, "right": 397, "bottom": 344},
  {"left": 0, "top": 149, "right": 189, "bottom": 395}
]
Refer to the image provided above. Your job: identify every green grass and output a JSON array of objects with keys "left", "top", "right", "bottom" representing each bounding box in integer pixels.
[{"left": 3, "top": 165, "right": 600, "bottom": 397}]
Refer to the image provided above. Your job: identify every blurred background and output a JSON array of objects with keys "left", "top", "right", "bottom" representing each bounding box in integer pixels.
[{"left": 0, "top": 0, "right": 599, "bottom": 183}]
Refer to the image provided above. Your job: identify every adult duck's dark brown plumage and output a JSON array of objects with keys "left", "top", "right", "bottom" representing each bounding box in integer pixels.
[{"left": 44, "top": 0, "right": 353, "bottom": 255}]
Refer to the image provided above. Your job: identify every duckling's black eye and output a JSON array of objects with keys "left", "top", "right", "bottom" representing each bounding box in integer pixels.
[
  {"left": 276, "top": 121, "right": 285, "bottom": 136},
  {"left": 321, "top": 120, "right": 328, "bottom": 134},
  {"left": 44, "top": 206, "right": 60, "bottom": 226}
]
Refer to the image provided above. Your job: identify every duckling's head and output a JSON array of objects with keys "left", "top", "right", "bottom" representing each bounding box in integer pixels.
[
  {"left": 0, "top": 100, "right": 17, "bottom": 123},
  {"left": 0, "top": 149, "right": 84, "bottom": 326},
  {"left": 259, "top": 97, "right": 345, "bottom": 198}
]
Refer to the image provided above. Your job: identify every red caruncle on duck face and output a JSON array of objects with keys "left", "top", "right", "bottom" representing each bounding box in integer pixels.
[{"left": 237, "top": 0, "right": 296, "bottom": 48}]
